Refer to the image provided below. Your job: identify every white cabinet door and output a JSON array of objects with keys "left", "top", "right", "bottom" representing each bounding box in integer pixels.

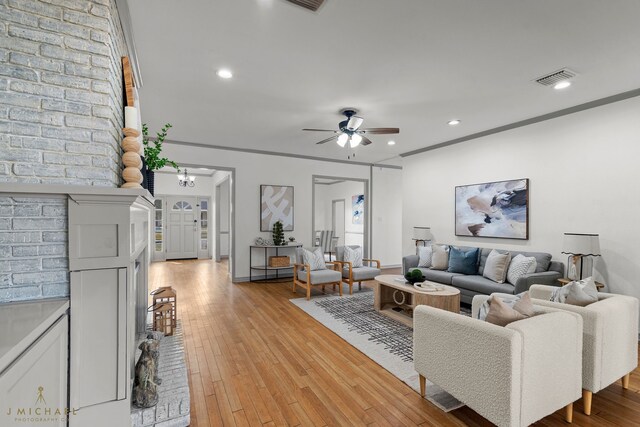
[
  {"left": 0, "top": 315, "right": 68, "bottom": 427},
  {"left": 70, "top": 268, "right": 128, "bottom": 410}
]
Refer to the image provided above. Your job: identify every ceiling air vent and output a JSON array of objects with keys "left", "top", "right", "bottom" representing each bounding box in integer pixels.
[
  {"left": 285, "top": 0, "right": 325, "bottom": 11},
  {"left": 534, "top": 68, "right": 577, "bottom": 86}
]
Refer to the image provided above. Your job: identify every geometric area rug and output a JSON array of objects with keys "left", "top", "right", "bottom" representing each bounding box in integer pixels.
[{"left": 289, "top": 290, "right": 464, "bottom": 412}]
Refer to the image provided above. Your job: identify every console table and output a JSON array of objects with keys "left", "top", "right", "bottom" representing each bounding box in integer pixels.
[{"left": 250, "top": 244, "right": 302, "bottom": 282}]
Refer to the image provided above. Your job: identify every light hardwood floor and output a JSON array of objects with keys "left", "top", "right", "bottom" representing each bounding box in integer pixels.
[{"left": 149, "top": 259, "right": 640, "bottom": 426}]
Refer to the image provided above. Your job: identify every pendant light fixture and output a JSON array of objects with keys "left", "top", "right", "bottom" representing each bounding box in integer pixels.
[{"left": 177, "top": 168, "right": 196, "bottom": 187}]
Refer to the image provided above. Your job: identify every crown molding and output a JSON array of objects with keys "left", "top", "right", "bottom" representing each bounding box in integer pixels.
[
  {"left": 161, "top": 138, "right": 403, "bottom": 170},
  {"left": 400, "top": 88, "right": 640, "bottom": 158}
]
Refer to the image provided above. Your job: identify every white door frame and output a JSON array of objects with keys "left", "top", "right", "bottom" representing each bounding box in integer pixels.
[
  {"left": 215, "top": 176, "right": 231, "bottom": 263},
  {"left": 152, "top": 163, "right": 236, "bottom": 281},
  {"left": 311, "top": 175, "right": 370, "bottom": 258},
  {"left": 331, "top": 198, "right": 346, "bottom": 248}
]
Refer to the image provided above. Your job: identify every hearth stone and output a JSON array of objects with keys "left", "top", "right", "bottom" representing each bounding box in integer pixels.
[{"left": 131, "top": 321, "right": 189, "bottom": 427}]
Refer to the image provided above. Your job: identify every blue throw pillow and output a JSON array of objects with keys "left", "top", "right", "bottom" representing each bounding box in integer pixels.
[{"left": 448, "top": 246, "right": 480, "bottom": 275}]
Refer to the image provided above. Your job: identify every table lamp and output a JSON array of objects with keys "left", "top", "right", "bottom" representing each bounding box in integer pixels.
[
  {"left": 412, "top": 227, "right": 433, "bottom": 247},
  {"left": 561, "top": 233, "right": 601, "bottom": 280}
]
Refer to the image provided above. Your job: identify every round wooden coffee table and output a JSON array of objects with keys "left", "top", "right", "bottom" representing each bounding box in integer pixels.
[{"left": 373, "top": 274, "right": 461, "bottom": 327}]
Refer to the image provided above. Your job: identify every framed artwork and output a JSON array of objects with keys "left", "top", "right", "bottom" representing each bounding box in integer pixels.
[
  {"left": 455, "top": 178, "right": 529, "bottom": 239},
  {"left": 352, "top": 194, "right": 364, "bottom": 225},
  {"left": 260, "top": 185, "right": 294, "bottom": 231}
]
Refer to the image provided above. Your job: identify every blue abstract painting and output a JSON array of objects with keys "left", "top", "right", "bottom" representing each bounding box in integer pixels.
[
  {"left": 352, "top": 194, "right": 364, "bottom": 225},
  {"left": 455, "top": 178, "right": 529, "bottom": 239}
]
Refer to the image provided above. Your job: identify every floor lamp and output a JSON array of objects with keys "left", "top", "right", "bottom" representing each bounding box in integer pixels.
[{"left": 561, "top": 233, "right": 601, "bottom": 280}]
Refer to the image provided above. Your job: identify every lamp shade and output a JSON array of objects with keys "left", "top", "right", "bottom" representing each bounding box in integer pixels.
[
  {"left": 561, "top": 233, "right": 601, "bottom": 256},
  {"left": 413, "top": 227, "right": 433, "bottom": 241}
]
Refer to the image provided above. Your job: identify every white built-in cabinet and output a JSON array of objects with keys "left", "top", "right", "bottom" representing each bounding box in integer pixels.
[
  {"left": 68, "top": 192, "right": 152, "bottom": 427},
  {"left": 0, "top": 299, "right": 69, "bottom": 427}
]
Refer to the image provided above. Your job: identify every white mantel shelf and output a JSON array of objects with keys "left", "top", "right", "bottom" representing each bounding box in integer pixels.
[{"left": 0, "top": 183, "right": 154, "bottom": 204}]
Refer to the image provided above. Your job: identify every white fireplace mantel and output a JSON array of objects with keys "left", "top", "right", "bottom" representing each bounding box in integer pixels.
[{"left": 0, "top": 183, "right": 154, "bottom": 427}]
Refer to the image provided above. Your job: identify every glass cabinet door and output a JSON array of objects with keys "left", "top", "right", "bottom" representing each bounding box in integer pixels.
[
  {"left": 154, "top": 198, "right": 163, "bottom": 253},
  {"left": 199, "top": 198, "right": 208, "bottom": 252}
]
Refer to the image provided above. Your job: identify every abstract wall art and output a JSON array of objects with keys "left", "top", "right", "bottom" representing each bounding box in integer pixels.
[
  {"left": 260, "top": 185, "right": 294, "bottom": 231},
  {"left": 352, "top": 194, "right": 364, "bottom": 225},
  {"left": 455, "top": 178, "right": 529, "bottom": 239}
]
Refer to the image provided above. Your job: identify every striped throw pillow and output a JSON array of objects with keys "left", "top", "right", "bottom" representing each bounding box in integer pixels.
[
  {"left": 303, "top": 248, "right": 326, "bottom": 271},
  {"left": 344, "top": 246, "right": 363, "bottom": 268}
]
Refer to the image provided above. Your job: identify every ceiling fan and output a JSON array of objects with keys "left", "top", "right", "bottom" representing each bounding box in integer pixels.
[{"left": 303, "top": 109, "right": 400, "bottom": 149}]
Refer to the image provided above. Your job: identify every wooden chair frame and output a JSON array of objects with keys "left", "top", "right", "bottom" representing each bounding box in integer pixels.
[
  {"left": 293, "top": 261, "right": 343, "bottom": 300},
  {"left": 342, "top": 258, "right": 381, "bottom": 295}
]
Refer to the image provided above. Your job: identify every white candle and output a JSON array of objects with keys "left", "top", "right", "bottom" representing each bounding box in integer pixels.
[{"left": 124, "top": 106, "right": 138, "bottom": 130}]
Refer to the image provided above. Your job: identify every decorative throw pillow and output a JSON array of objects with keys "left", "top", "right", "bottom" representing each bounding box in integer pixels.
[
  {"left": 344, "top": 246, "right": 363, "bottom": 268},
  {"left": 447, "top": 246, "right": 479, "bottom": 275},
  {"left": 512, "top": 292, "right": 535, "bottom": 317},
  {"left": 506, "top": 254, "right": 537, "bottom": 285},
  {"left": 477, "top": 291, "right": 527, "bottom": 321},
  {"left": 430, "top": 245, "right": 449, "bottom": 270},
  {"left": 417, "top": 245, "right": 433, "bottom": 268},
  {"left": 302, "top": 248, "right": 326, "bottom": 271},
  {"left": 485, "top": 292, "right": 535, "bottom": 326},
  {"left": 551, "top": 277, "right": 599, "bottom": 306},
  {"left": 483, "top": 250, "right": 512, "bottom": 283}
]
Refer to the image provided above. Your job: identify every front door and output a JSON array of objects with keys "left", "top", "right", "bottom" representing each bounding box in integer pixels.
[{"left": 166, "top": 196, "right": 198, "bottom": 259}]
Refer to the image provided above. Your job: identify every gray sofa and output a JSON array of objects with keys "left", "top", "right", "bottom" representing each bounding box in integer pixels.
[{"left": 402, "top": 246, "right": 564, "bottom": 304}]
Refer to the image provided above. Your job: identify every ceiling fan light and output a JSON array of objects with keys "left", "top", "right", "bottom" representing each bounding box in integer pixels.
[
  {"left": 336, "top": 133, "right": 348, "bottom": 147},
  {"left": 350, "top": 133, "right": 362, "bottom": 148}
]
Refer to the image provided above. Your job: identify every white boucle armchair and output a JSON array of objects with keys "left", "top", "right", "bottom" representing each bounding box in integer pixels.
[
  {"left": 528, "top": 284, "right": 639, "bottom": 415},
  {"left": 413, "top": 297, "right": 583, "bottom": 427}
]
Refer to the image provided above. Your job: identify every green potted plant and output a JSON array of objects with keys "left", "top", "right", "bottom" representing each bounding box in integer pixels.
[
  {"left": 272, "top": 221, "right": 285, "bottom": 246},
  {"left": 142, "top": 122, "right": 178, "bottom": 195}
]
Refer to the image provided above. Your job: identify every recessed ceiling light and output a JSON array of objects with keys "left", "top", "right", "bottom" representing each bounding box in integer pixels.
[
  {"left": 387, "top": 140, "right": 396, "bottom": 145},
  {"left": 553, "top": 80, "right": 571, "bottom": 90},
  {"left": 447, "top": 119, "right": 461, "bottom": 126},
  {"left": 216, "top": 69, "right": 233, "bottom": 79}
]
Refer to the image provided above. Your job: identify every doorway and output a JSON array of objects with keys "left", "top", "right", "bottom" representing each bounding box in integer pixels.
[
  {"left": 313, "top": 176, "right": 369, "bottom": 256},
  {"left": 166, "top": 196, "right": 198, "bottom": 259}
]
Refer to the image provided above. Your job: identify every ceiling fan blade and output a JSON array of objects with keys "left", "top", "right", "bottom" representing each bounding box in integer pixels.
[
  {"left": 316, "top": 135, "right": 337, "bottom": 145},
  {"left": 361, "top": 127, "right": 400, "bottom": 134},
  {"left": 285, "top": 0, "right": 325, "bottom": 11},
  {"left": 346, "top": 116, "right": 364, "bottom": 131},
  {"left": 303, "top": 128, "right": 337, "bottom": 132},
  {"left": 360, "top": 136, "right": 373, "bottom": 146}
]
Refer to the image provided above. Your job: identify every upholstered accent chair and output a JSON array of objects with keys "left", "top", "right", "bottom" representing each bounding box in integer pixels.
[
  {"left": 528, "top": 284, "right": 639, "bottom": 415},
  {"left": 292, "top": 247, "right": 342, "bottom": 300},
  {"left": 335, "top": 245, "right": 381, "bottom": 295},
  {"left": 414, "top": 297, "right": 583, "bottom": 427}
]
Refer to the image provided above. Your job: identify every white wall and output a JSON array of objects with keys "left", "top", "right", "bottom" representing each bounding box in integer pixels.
[
  {"left": 161, "top": 144, "right": 375, "bottom": 280},
  {"left": 372, "top": 167, "right": 403, "bottom": 267},
  {"left": 402, "top": 96, "right": 640, "bottom": 303},
  {"left": 314, "top": 180, "right": 366, "bottom": 248}
]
